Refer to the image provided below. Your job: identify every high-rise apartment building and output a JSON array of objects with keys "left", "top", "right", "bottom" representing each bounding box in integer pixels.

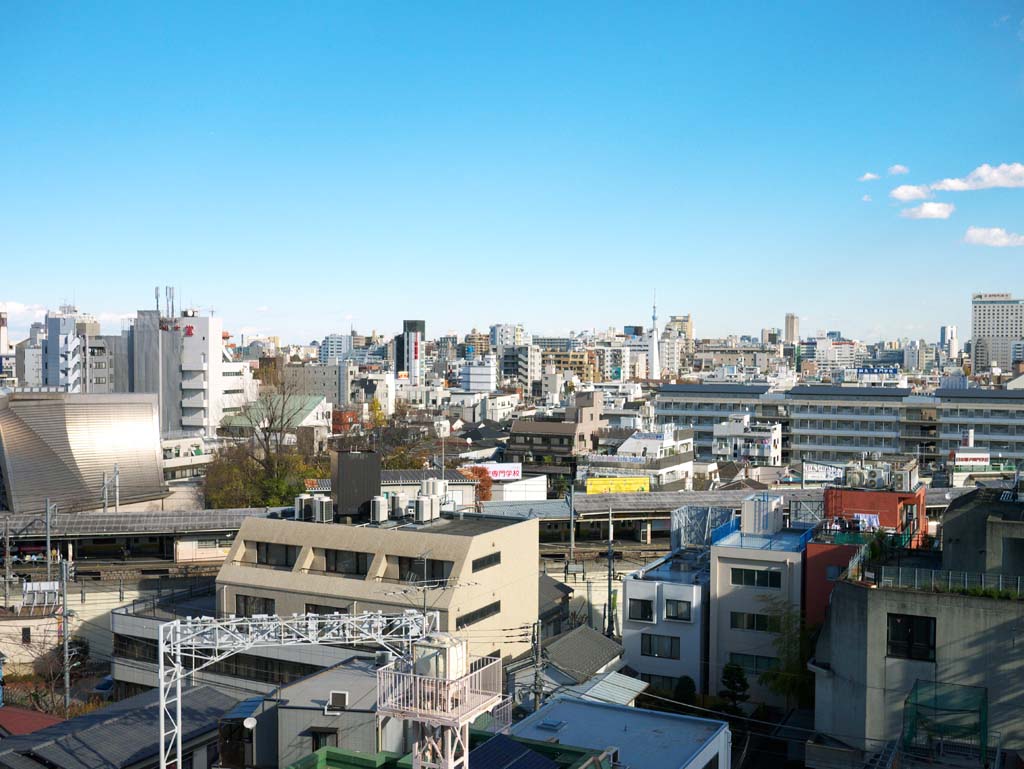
[
  {"left": 489, "top": 323, "right": 530, "bottom": 349},
  {"left": 971, "top": 293, "right": 1024, "bottom": 372},
  {"left": 129, "top": 309, "right": 257, "bottom": 435},
  {"left": 42, "top": 309, "right": 83, "bottom": 392},
  {"left": 398, "top": 320, "right": 426, "bottom": 384},
  {"left": 319, "top": 333, "right": 353, "bottom": 363},
  {"left": 784, "top": 313, "right": 800, "bottom": 344}
]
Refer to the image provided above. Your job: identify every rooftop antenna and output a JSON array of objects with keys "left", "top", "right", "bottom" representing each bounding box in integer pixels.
[{"left": 155, "top": 286, "right": 160, "bottom": 313}]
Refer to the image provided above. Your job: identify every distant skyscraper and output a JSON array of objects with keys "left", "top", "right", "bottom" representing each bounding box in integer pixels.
[
  {"left": 972, "top": 293, "right": 1024, "bottom": 372},
  {"left": 785, "top": 313, "right": 800, "bottom": 344},
  {"left": 402, "top": 320, "right": 426, "bottom": 384},
  {"left": 940, "top": 325, "right": 960, "bottom": 359}
]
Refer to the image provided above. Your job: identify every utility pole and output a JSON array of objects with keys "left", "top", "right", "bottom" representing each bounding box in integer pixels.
[
  {"left": 568, "top": 485, "right": 575, "bottom": 561},
  {"left": 3, "top": 518, "right": 10, "bottom": 610},
  {"left": 61, "top": 560, "right": 71, "bottom": 716},
  {"left": 605, "top": 506, "right": 615, "bottom": 638},
  {"left": 532, "top": 620, "right": 544, "bottom": 712},
  {"left": 45, "top": 497, "right": 52, "bottom": 582}
]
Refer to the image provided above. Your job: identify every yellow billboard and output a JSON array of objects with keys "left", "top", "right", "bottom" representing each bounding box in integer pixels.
[{"left": 586, "top": 477, "right": 650, "bottom": 494}]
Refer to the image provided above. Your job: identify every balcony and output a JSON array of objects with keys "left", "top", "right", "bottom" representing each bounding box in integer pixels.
[
  {"left": 377, "top": 655, "right": 502, "bottom": 727},
  {"left": 181, "top": 413, "right": 208, "bottom": 428},
  {"left": 181, "top": 393, "right": 208, "bottom": 409}
]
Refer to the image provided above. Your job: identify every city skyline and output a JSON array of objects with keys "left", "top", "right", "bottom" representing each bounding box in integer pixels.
[{"left": 2, "top": 2, "right": 1023, "bottom": 341}]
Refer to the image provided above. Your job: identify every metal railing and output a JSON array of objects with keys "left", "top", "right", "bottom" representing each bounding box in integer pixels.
[
  {"left": 485, "top": 696, "right": 514, "bottom": 733},
  {"left": 863, "top": 565, "right": 1024, "bottom": 597},
  {"left": 113, "top": 580, "right": 216, "bottom": 620},
  {"left": 377, "top": 656, "right": 502, "bottom": 726}
]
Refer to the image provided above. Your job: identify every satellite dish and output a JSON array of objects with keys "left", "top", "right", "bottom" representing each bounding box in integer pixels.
[{"left": 243, "top": 717, "right": 258, "bottom": 730}]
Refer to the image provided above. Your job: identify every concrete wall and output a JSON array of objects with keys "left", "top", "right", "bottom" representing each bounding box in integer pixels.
[
  {"left": 815, "top": 580, "right": 1024, "bottom": 751},
  {"left": 217, "top": 517, "right": 539, "bottom": 659},
  {"left": 709, "top": 544, "right": 803, "bottom": 705}
]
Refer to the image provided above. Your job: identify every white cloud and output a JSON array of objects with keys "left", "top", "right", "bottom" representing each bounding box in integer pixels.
[
  {"left": 890, "top": 184, "right": 931, "bottom": 201},
  {"left": 932, "top": 162, "right": 1024, "bottom": 191},
  {"left": 862, "top": 194, "right": 872, "bottom": 202},
  {"left": 964, "top": 226, "right": 1024, "bottom": 247},
  {"left": 255, "top": 305, "right": 271, "bottom": 313},
  {"left": 900, "top": 202, "right": 955, "bottom": 219},
  {"left": 888, "top": 164, "right": 910, "bottom": 175},
  {"left": 0, "top": 301, "right": 47, "bottom": 321},
  {"left": 858, "top": 172, "right": 880, "bottom": 182}
]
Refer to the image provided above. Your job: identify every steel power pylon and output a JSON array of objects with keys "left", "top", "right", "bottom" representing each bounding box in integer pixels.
[{"left": 157, "top": 610, "right": 439, "bottom": 769}]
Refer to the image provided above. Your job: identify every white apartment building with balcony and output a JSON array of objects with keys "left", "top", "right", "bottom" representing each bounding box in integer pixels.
[{"left": 712, "top": 413, "right": 783, "bottom": 466}]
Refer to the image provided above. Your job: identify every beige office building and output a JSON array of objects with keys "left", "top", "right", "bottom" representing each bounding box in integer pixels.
[{"left": 217, "top": 515, "right": 539, "bottom": 659}]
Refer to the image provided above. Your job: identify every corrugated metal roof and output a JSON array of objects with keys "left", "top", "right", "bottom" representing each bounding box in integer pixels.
[
  {"left": 0, "top": 686, "right": 238, "bottom": 769},
  {"left": 568, "top": 670, "right": 649, "bottom": 705}
]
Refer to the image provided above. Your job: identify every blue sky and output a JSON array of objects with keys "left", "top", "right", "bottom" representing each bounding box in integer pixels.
[{"left": 2, "top": 2, "right": 1023, "bottom": 344}]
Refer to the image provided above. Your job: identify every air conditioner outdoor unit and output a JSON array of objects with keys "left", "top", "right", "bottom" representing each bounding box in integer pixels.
[
  {"left": 312, "top": 495, "right": 333, "bottom": 523},
  {"left": 846, "top": 471, "right": 865, "bottom": 487},
  {"left": 370, "top": 496, "right": 388, "bottom": 524},
  {"left": 415, "top": 497, "right": 431, "bottom": 523},
  {"left": 324, "top": 690, "right": 349, "bottom": 715}
]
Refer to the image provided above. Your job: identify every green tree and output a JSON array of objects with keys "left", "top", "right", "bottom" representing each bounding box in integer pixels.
[
  {"left": 757, "top": 594, "right": 815, "bottom": 708},
  {"left": 673, "top": 675, "right": 697, "bottom": 706},
  {"left": 719, "top": 662, "right": 750, "bottom": 714}
]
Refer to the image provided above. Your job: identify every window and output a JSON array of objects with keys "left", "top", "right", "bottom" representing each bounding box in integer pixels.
[
  {"left": 825, "top": 564, "right": 841, "bottom": 581},
  {"left": 398, "top": 556, "right": 453, "bottom": 584},
  {"left": 325, "top": 549, "right": 372, "bottom": 577},
  {"left": 730, "top": 568, "right": 781, "bottom": 589},
  {"left": 22, "top": 627, "right": 31, "bottom": 644},
  {"left": 472, "top": 552, "right": 501, "bottom": 572},
  {"left": 665, "top": 599, "right": 692, "bottom": 622},
  {"left": 457, "top": 601, "right": 500, "bottom": 629},
  {"left": 640, "top": 633, "right": 680, "bottom": 659},
  {"left": 306, "top": 603, "right": 349, "bottom": 615},
  {"left": 628, "top": 598, "right": 654, "bottom": 622},
  {"left": 235, "top": 594, "right": 276, "bottom": 618},
  {"left": 311, "top": 729, "right": 338, "bottom": 750},
  {"left": 255, "top": 542, "right": 299, "bottom": 568},
  {"left": 729, "top": 652, "right": 778, "bottom": 675},
  {"left": 639, "top": 673, "right": 679, "bottom": 693},
  {"left": 729, "top": 612, "right": 781, "bottom": 633},
  {"left": 887, "top": 613, "right": 936, "bottom": 661}
]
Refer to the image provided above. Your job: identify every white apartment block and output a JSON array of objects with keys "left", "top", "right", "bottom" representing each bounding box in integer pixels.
[
  {"left": 489, "top": 323, "right": 531, "bottom": 348},
  {"left": 460, "top": 354, "right": 497, "bottom": 393},
  {"left": 319, "top": 333, "right": 353, "bottom": 363},
  {"left": 622, "top": 549, "right": 709, "bottom": 694},
  {"left": 712, "top": 413, "right": 783, "bottom": 466},
  {"left": 972, "top": 292, "right": 1024, "bottom": 372}
]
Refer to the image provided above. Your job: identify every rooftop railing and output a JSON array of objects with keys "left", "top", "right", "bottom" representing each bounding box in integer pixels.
[{"left": 377, "top": 655, "right": 502, "bottom": 727}]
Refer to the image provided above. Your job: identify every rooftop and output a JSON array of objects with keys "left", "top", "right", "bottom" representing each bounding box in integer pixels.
[
  {"left": 633, "top": 549, "right": 709, "bottom": 585},
  {"left": 277, "top": 655, "right": 380, "bottom": 711},
  {"left": 715, "top": 526, "right": 815, "bottom": 552},
  {"left": 511, "top": 696, "right": 727, "bottom": 769},
  {"left": 0, "top": 685, "right": 238, "bottom": 769}
]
